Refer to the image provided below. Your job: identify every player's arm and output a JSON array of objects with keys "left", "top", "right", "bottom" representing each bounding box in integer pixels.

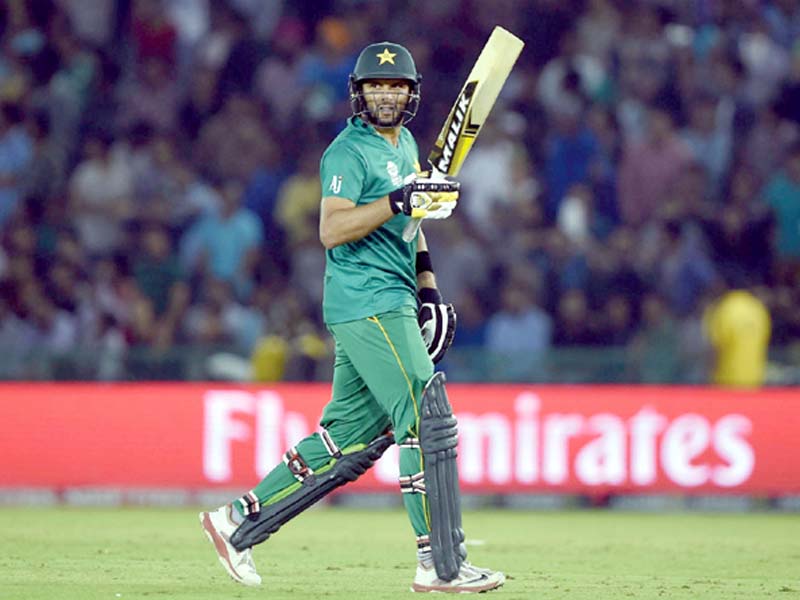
[
  {"left": 319, "top": 177, "right": 460, "bottom": 249},
  {"left": 318, "top": 143, "right": 407, "bottom": 249},
  {"left": 415, "top": 229, "right": 457, "bottom": 364},
  {"left": 416, "top": 229, "right": 436, "bottom": 289},
  {"left": 319, "top": 195, "right": 396, "bottom": 249}
]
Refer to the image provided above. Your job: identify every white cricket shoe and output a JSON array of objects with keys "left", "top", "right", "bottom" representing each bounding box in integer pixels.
[
  {"left": 411, "top": 560, "right": 505, "bottom": 593},
  {"left": 199, "top": 504, "right": 262, "bottom": 586}
]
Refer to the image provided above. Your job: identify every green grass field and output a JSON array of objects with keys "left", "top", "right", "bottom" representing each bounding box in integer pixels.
[{"left": 0, "top": 507, "right": 798, "bottom": 599}]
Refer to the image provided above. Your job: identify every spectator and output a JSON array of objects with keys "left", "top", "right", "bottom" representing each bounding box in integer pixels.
[
  {"left": 424, "top": 215, "right": 491, "bottom": 304},
  {"left": 0, "top": 286, "right": 32, "bottom": 377},
  {"left": 585, "top": 105, "right": 620, "bottom": 226},
  {"left": 596, "top": 292, "right": 637, "bottom": 346},
  {"left": 539, "top": 228, "right": 590, "bottom": 301},
  {"left": 553, "top": 288, "right": 599, "bottom": 346},
  {"left": 703, "top": 166, "right": 773, "bottom": 284},
  {"left": 680, "top": 93, "right": 733, "bottom": 194},
  {"left": 656, "top": 220, "right": 719, "bottom": 317},
  {"left": 628, "top": 292, "right": 684, "bottom": 383},
  {"left": 575, "top": 0, "right": 621, "bottom": 64},
  {"left": 240, "top": 130, "right": 287, "bottom": 244},
  {"left": 215, "top": 6, "right": 268, "bottom": 97},
  {"left": 20, "top": 280, "right": 78, "bottom": 355},
  {"left": 704, "top": 279, "right": 771, "bottom": 388},
  {"left": 59, "top": 0, "right": 116, "bottom": 48},
  {"left": 586, "top": 226, "right": 646, "bottom": 306},
  {"left": 94, "top": 312, "right": 128, "bottom": 381},
  {"left": 537, "top": 28, "right": 607, "bottom": 117},
  {"left": 182, "top": 277, "right": 247, "bottom": 347},
  {"left": 557, "top": 183, "right": 614, "bottom": 247},
  {"left": 178, "top": 65, "right": 219, "bottom": 142},
  {"left": 0, "top": 102, "right": 32, "bottom": 225},
  {"left": 618, "top": 106, "right": 694, "bottom": 226},
  {"left": 19, "top": 109, "right": 62, "bottom": 201},
  {"left": 179, "top": 179, "right": 263, "bottom": 296},
  {"left": 765, "top": 284, "right": 800, "bottom": 346},
  {"left": 743, "top": 104, "right": 793, "bottom": 181},
  {"left": 254, "top": 17, "right": 307, "bottom": 129},
  {"left": 274, "top": 149, "right": 322, "bottom": 248},
  {"left": 296, "top": 17, "right": 357, "bottom": 123},
  {"left": 485, "top": 279, "right": 553, "bottom": 381},
  {"left": 130, "top": 0, "right": 177, "bottom": 63},
  {"left": 118, "top": 56, "right": 180, "bottom": 133},
  {"left": 458, "top": 117, "right": 532, "bottom": 239},
  {"left": 132, "top": 222, "right": 188, "bottom": 318},
  {"left": 451, "top": 287, "right": 488, "bottom": 349},
  {"left": 68, "top": 131, "right": 134, "bottom": 257},
  {"left": 544, "top": 103, "right": 600, "bottom": 219},
  {"left": 761, "top": 143, "right": 800, "bottom": 285},
  {"left": 774, "top": 43, "right": 800, "bottom": 126},
  {"left": 89, "top": 255, "right": 139, "bottom": 338},
  {"left": 195, "top": 92, "right": 265, "bottom": 181}
]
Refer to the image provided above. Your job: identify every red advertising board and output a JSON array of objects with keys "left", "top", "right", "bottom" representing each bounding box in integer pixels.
[{"left": 1, "top": 384, "right": 798, "bottom": 494}]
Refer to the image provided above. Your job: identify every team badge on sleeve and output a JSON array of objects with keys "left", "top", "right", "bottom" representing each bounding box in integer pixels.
[{"left": 329, "top": 175, "right": 343, "bottom": 194}]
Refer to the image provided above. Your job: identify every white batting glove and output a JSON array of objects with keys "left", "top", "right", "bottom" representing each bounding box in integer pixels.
[{"left": 389, "top": 172, "right": 459, "bottom": 220}]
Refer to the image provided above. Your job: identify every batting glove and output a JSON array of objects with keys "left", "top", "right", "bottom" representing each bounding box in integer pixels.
[
  {"left": 389, "top": 172, "right": 459, "bottom": 220},
  {"left": 417, "top": 287, "right": 457, "bottom": 364}
]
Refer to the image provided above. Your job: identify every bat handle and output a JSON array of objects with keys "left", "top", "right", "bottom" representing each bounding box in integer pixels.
[{"left": 402, "top": 217, "right": 422, "bottom": 242}]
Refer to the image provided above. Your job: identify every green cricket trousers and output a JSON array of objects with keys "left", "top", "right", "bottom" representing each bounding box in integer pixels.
[{"left": 234, "top": 306, "right": 434, "bottom": 540}]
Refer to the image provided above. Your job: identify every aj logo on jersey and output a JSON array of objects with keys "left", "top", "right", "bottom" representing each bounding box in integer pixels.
[{"left": 329, "top": 175, "right": 343, "bottom": 194}]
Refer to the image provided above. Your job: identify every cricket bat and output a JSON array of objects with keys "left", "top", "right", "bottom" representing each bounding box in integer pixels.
[{"left": 402, "top": 26, "right": 525, "bottom": 242}]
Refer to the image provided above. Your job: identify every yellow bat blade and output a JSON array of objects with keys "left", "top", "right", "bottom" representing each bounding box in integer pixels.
[
  {"left": 428, "top": 26, "right": 525, "bottom": 176},
  {"left": 402, "top": 26, "right": 524, "bottom": 243}
]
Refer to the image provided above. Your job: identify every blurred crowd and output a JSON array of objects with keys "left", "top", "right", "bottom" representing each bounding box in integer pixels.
[{"left": 0, "top": 0, "right": 799, "bottom": 383}]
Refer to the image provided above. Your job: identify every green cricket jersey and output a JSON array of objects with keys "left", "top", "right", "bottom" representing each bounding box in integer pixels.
[{"left": 320, "top": 116, "right": 421, "bottom": 324}]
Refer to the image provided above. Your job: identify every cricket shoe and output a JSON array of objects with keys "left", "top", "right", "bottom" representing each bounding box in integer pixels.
[
  {"left": 411, "top": 561, "right": 505, "bottom": 593},
  {"left": 199, "top": 504, "right": 262, "bottom": 586}
]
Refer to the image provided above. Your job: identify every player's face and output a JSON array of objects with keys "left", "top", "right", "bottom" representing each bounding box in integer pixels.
[{"left": 362, "top": 80, "right": 410, "bottom": 127}]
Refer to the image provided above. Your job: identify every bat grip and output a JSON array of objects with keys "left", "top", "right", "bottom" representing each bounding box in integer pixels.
[{"left": 402, "top": 217, "right": 423, "bottom": 242}]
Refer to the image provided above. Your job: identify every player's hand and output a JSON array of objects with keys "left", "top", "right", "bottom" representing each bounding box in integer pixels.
[
  {"left": 417, "top": 287, "right": 457, "bottom": 364},
  {"left": 390, "top": 172, "right": 459, "bottom": 220}
]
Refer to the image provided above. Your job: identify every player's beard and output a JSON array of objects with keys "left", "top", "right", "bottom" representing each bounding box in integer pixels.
[{"left": 366, "top": 93, "right": 408, "bottom": 127}]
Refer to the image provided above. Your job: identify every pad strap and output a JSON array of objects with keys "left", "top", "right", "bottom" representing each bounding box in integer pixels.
[
  {"left": 239, "top": 490, "right": 260, "bottom": 517},
  {"left": 399, "top": 471, "right": 426, "bottom": 494},
  {"left": 320, "top": 428, "right": 342, "bottom": 458},
  {"left": 398, "top": 436, "right": 420, "bottom": 449},
  {"left": 283, "top": 447, "right": 314, "bottom": 482}
]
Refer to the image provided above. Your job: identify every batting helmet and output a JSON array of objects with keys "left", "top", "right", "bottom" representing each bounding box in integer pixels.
[{"left": 349, "top": 42, "right": 421, "bottom": 125}]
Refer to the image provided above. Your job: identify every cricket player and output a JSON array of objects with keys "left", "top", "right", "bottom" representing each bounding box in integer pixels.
[{"left": 200, "top": 41, "right": 505, "bottom": 593}]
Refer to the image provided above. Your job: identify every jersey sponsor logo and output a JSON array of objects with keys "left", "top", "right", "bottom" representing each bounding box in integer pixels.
[
  {"left": 386, "top": 161, "right": 402, "bottom": 186},
  {"left": 329, "top": 175, "right": 343, "bottom": 194}
]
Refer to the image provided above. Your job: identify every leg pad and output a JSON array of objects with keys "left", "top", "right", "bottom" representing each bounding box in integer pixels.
[
  {"left": 419, "top": 372, "right": 467, "bottom": 581},
  {"left": 230, "top": 432, "right": 394, "bottom": 551}
]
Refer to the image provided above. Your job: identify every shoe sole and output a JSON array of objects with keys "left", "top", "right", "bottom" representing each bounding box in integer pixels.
[
  {"left": 199, "top": 511, "right": 258, "bottom": 586},
  {"left": 410, "top": 578, "right": 504, "bottom": 593}
]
